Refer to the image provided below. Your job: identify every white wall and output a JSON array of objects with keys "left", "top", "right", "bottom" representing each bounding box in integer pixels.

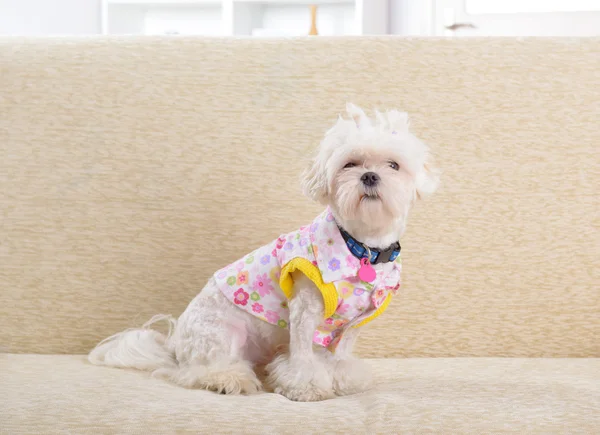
[
  {"left": 0, "top": 0, "right": 101, "bottom": 35},
  {"left": 389, "top": 0, "right": 432, "bottom": 35},
  {"left": 2, "top": 0, "right": 597, "bottom": 37}
]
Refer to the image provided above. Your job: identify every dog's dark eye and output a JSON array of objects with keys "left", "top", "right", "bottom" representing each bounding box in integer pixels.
[
  {"left": 343, "top": 162, "right": 357, "bottom": 169},
  {"left": 389, "top": 161, "right": 400, "bottom": 171}
]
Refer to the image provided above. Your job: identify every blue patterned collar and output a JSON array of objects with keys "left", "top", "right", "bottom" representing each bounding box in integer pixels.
[{"left": 338, "top": 227, "right": 401, "bottom": 265}]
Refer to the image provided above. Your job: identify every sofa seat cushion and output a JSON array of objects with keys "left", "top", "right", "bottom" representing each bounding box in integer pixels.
[{"left": 2, "top": 355, "right": 599, "bottom": 433}]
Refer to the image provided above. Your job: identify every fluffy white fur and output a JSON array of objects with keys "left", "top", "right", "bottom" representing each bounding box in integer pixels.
[{"left": 88, "top": 104, "right": 439, "bottom": 401}]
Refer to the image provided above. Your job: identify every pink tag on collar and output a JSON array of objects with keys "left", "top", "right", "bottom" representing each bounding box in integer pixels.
[{"left": 358, "top": 258, "right": 376, "bottom": 282}]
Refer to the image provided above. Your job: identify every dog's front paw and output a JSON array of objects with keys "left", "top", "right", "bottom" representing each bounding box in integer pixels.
[
  {"left": 333, "top": 357, "right": 373, "bottom": 396},
  {"left": 266, "top": 353, "right": 335, "bottom": 402}
]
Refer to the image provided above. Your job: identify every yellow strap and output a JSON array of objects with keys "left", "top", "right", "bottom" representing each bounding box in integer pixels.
[
  {"left": 352, "top": 293, "right": 392, "bottom": 328},
  {"left": 280, "top": 258, "right": 394, "bottom": 327},
  {"left": 279, "top": 258, "right": 338, "bottom": 319}
]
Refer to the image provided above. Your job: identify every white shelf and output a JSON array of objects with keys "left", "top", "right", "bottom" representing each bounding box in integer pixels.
[{"left": 102, "top": 0, "right": 388, "bottom": 36}]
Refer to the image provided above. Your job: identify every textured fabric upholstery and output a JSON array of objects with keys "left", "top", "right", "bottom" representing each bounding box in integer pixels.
[
  {"left": 2, "top": 355, "right": 599, "bottom": 434},
  {"left": 1, "top": 37, "right": 598, "bottom": 357}
]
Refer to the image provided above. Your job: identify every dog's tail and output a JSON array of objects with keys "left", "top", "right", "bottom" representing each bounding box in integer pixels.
[{"left": 88, "top": 314, "right": 177, "bottom": 371}]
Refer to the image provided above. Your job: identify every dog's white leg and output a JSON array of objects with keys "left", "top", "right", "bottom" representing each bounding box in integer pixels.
[
  {"left": 330, "top": 326, "right": 373, "bottom": 396},
  {"left": 154, "top": 279, "right": 262, "bottom": 394},
  {"left": 265, "top": 272, "right": 335, "bottom": 401}
]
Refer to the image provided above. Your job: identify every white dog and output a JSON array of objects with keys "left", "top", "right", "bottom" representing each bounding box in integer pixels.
[{"left": 89, "top": 104, "right": 438, "bottom": 402}]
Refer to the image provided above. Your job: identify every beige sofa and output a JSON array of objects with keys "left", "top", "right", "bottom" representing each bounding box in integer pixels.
[{"left": 1, "top": 37, "right": 599, "bottom": 433}]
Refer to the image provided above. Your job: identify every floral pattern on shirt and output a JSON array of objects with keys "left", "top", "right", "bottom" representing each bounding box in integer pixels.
[{"left": 214, "top": 208, "right": 402, "bottom": 350}]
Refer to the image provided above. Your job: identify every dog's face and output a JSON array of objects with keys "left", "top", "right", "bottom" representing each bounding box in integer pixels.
[{"left": 302, "top": 104, "right": 439, "bottom": 237}]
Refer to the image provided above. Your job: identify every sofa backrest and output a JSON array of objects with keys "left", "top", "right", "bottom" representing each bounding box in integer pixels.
[{"left": 1, "top": 38, "right": 598, "bottom": 357}]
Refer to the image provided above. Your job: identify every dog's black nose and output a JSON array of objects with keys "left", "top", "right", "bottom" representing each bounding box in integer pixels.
[{"left": 361, "top": 172, "right": 380, "bottom": 187}]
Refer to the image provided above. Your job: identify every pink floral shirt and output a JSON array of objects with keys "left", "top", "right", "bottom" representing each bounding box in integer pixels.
[{"left": 214, "top": 208, "right": 401, "bottom": 351}]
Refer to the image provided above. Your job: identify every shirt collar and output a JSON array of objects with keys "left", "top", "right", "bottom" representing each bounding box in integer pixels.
[{"left": 309, "top": 207, "right": 401, "bottom": 284}]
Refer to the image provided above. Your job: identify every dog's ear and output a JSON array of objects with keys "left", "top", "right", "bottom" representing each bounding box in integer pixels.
[
  {"left": 302, "top": 110, "right": 353, "bottom": 203},
  {"left": 415, "top": 157, "right": 440, "bottom": 200},
  {"left": 301, "top": 154, "right": 328, "bottom": 204}
]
